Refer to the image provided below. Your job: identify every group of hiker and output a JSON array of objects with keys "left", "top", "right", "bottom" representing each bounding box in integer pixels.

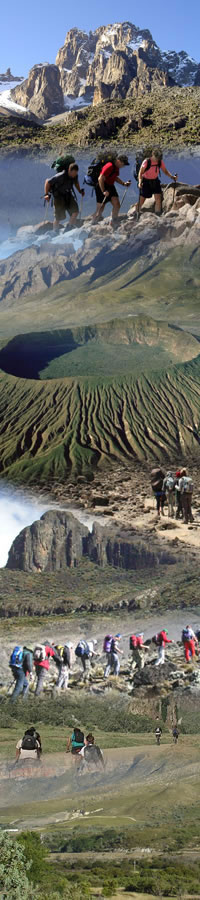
[
  {"left": 8, "top": 625, "right": 200, "bottom": 700},
  {"left": 15, "top": 724, "right": 104, "bottom": 771},
  {"left": 155, "top": 725, "right": 179, "bottom": 745},
  {"left": 43, "top": 147, "right": 177, "bottom": 228},
  {"left": 15, "top": 722, "right": 179, "bottom": 765},
  {"left": 151, "top": 466, "right": 194, "bottom": 523}
]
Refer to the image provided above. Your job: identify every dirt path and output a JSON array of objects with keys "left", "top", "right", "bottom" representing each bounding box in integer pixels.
[{"left": 1, "top": 741, "right": 200, "bottom": 828}]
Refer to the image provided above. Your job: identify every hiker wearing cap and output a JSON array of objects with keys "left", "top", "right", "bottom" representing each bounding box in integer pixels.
[
  {"left": 178, "top": 468, "right": 194, "bottom": 524},
  {"left": 97, "top": 156, "right": 131, "bottom": 222},
  {"left": 155, "top": 629, "right": 173, "bottom": 666},
  {"left": 129, "top": 633, "right": 149, "bottom": 671},
  {"left": 138, "top": 149, "right": 177, "bottom": 215},
  {"left": 44, "top": 162, "right": 85, "bottom": 228},
  {"left": 104, "top": 634, "right": 123, "bottom": 677}
]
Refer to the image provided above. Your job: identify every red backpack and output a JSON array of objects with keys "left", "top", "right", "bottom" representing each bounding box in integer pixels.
[{"left": 130, "top": 635, "right": 142, "bottom": 650}]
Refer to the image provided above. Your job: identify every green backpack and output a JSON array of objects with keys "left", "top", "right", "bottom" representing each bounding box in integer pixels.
[{"left": 51, "top": 154, "right": 75, "bottom": 173}]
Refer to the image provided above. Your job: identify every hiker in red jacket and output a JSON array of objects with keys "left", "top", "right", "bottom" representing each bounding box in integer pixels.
[
  {"left": 155, "top": 630, "right": 173, "bottom": 666},
  {"left": 33, "top": 643, "right": 60, "bottom": 695},
  {"left": 97, "top": 155, "right": 131, "bottom": 222}
]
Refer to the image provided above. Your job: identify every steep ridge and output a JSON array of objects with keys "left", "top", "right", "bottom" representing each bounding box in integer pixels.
[
  {"left": 6, "top": 508, "right": 177, "bottom": 572},
  {"left": 7, "top": 23, "right": 200, "bottom": 119},
  {"left": 0, "top": 356, "right": 200, "bottom": 483}
]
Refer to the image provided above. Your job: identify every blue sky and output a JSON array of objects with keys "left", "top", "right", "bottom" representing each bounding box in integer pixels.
[{"left": 1, "top": 1, "right": 199, "bottom": 76}]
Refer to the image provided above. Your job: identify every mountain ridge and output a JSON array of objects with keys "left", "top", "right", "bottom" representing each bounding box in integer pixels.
[{"left": 1, "top": 21, "right": 199, "bottom": 120}]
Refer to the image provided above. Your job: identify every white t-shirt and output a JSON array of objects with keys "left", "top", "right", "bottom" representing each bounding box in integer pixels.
[{"left": 16, "top": 739, "right": 39, "bottom": 760}]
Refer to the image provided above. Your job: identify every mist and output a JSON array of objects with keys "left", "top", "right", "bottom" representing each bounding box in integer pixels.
[
  {"left": 0, "top": 486, "right": 50, "bottom": 567},
  {"left": 0, "top": 484, "right": 111, "bottom": 568}
]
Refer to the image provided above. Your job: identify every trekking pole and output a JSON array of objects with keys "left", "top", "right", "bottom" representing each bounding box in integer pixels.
[
  {"left": 137, "top": 186, "right": 141, "bottom": 222},
  {"left": 173, "top": 174, "right": 178, "bottom": 206},
  {"left": 119, "top": 187, "right": 128, "bottom": 211},
  {"left": 80, "top": 192, "right": 84, "bottom": 221}
]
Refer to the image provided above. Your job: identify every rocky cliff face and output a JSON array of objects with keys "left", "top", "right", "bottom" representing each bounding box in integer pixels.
[
  {"left": 11, "top": 64, "right": 64, "bottom": 118},
  {"left": 6, "top": 510, "right": 89, "bottom": 572},
  {"left": 6, "top": 510, "right": 176, "bottom": 573},
  {"left": 7, "top": 21, "right": 199, "bottom": 119}
]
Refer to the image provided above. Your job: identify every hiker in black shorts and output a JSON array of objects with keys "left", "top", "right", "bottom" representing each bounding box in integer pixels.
[
  {"left": 138, "top": 149, "right": 177, "bottom": 215},
  {"left": 44, "top": 163, "right": 85, "bottom": 228},
  {"left": 96, "top": 155, "right": 131, "bottom": 222}
]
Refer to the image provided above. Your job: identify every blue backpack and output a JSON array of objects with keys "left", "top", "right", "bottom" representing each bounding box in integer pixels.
[
  {"left": 9, "top": 646, "right": 24, "bottom": 668},
  {"left": 75, "top": 640, "right": 90, "bottom": 659}
]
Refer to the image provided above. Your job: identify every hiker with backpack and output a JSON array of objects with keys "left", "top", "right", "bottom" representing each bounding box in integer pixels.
[
  {"left": 95, "top": 154, "right": 131, "bottom": 223},
  {"left": 162, "top": 472, "right": 176, "bottom": 518},
  {"left": 174, "top": 469, "right": 183, "bottom": 519},
  {"left": 33, "top": 643, "right": 60, "bottom": 695},
  {"left": 16, "top": 727, "right": 42, "bottom": 762},
  {"left": 153, "top": 629, "right": 173, "bottom": 666},
  {"left": 9, "top": 645, "right": 33, "bottom": 701},
  {"left": 178, "top": 468, "right": 193, "bottom": 524},
  {"left": 75, "top": 638, "right": 98, "bottom": 678},
  {"left": 155, "top": 726, "right": 162, "bottom": 745},
  {"left": 182, "top": 625, "right": 198, "bottom": 662},
  {"left": 66, "top": 727, "right": 85, "bottom": 771},
  {"left": 129, "top": 633, "right": 149, "bottom": 671},
  {"left": 172, "top": 725, "right": 179, "bottom": 744},
  {"left": 53, "top": 641, "right": 73, "bottom": 691},
  {"left": 137, "top": 148, "right": 177, "bottom": 215},
  {"left": 104, "top": 634, "right": 123, "bottom": 677},
  {"left": 44, "top": 161, "right": 85, "bottom": 228},
  {"left": 103, "top": 634, "right": 113, "bottom": 675},
  {"left": 78, "top": 733, "right": 105, "bottom": 772},
  {"left": 150, "top": 467, "right": 166, "bottom": 516}
]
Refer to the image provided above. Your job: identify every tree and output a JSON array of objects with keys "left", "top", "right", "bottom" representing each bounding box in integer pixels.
[
  {"left": 0, "top": 832, "right": 32, "bottom": 899},
  {"left": 17, "top": 831, "right": 47, "bottom": 884}
]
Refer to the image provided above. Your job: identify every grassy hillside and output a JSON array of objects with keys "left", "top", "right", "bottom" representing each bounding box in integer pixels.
[
  {"left": 0, "top": 556, "right": 200, "bottom": 618},
  {"left": 0, "top": 86, "right": 200, "bottom": 152}
]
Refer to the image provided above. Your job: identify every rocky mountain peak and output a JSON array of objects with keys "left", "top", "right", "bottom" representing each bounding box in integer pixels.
[{"left": 2, "top": 20, "right": 198, "bottom": 120}]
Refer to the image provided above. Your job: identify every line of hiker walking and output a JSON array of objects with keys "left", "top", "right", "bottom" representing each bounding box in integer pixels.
[
  {"left": 8, "top": 624, "right": 200, "bottom": 700},
  {"left": 150, "top": 466, "right": 194, "bottom": 523},
  {"left": 43, "top": 147, "right": 177, "bottom": 229},
  {"left": 15, "top": 725, "right": 104, "bottom": 771},
  {"left": 15, "top": 722, "right": 179, "bottom": 766}
]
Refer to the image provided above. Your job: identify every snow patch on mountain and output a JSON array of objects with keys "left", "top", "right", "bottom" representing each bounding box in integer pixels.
[{"left": 0, "top": 89, "right": 28, "bottom": 113}]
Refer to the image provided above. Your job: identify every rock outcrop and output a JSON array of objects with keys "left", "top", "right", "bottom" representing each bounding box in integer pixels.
[
  {"left": 7, "top": 22, "right": 199, "bottom": 119},
  {"left": 0, "top": 183, "right": 200, "bottom": 307},
  {"left": 0, "top": 68, "right": 23, "bottom": 83},
  {"left": 11, "top": 64, "right": 64, "bottom": 119},
  {"left": 6, "top": 510, "right": 89, "bottom": 572},
  {"left": 6, "top": 510, "right": 176, "bottom": 573}
]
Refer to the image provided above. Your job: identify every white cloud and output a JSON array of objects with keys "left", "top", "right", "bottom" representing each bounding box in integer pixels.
[{"left": 0, "top": 488, "right": 49, "bottom": 567}]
